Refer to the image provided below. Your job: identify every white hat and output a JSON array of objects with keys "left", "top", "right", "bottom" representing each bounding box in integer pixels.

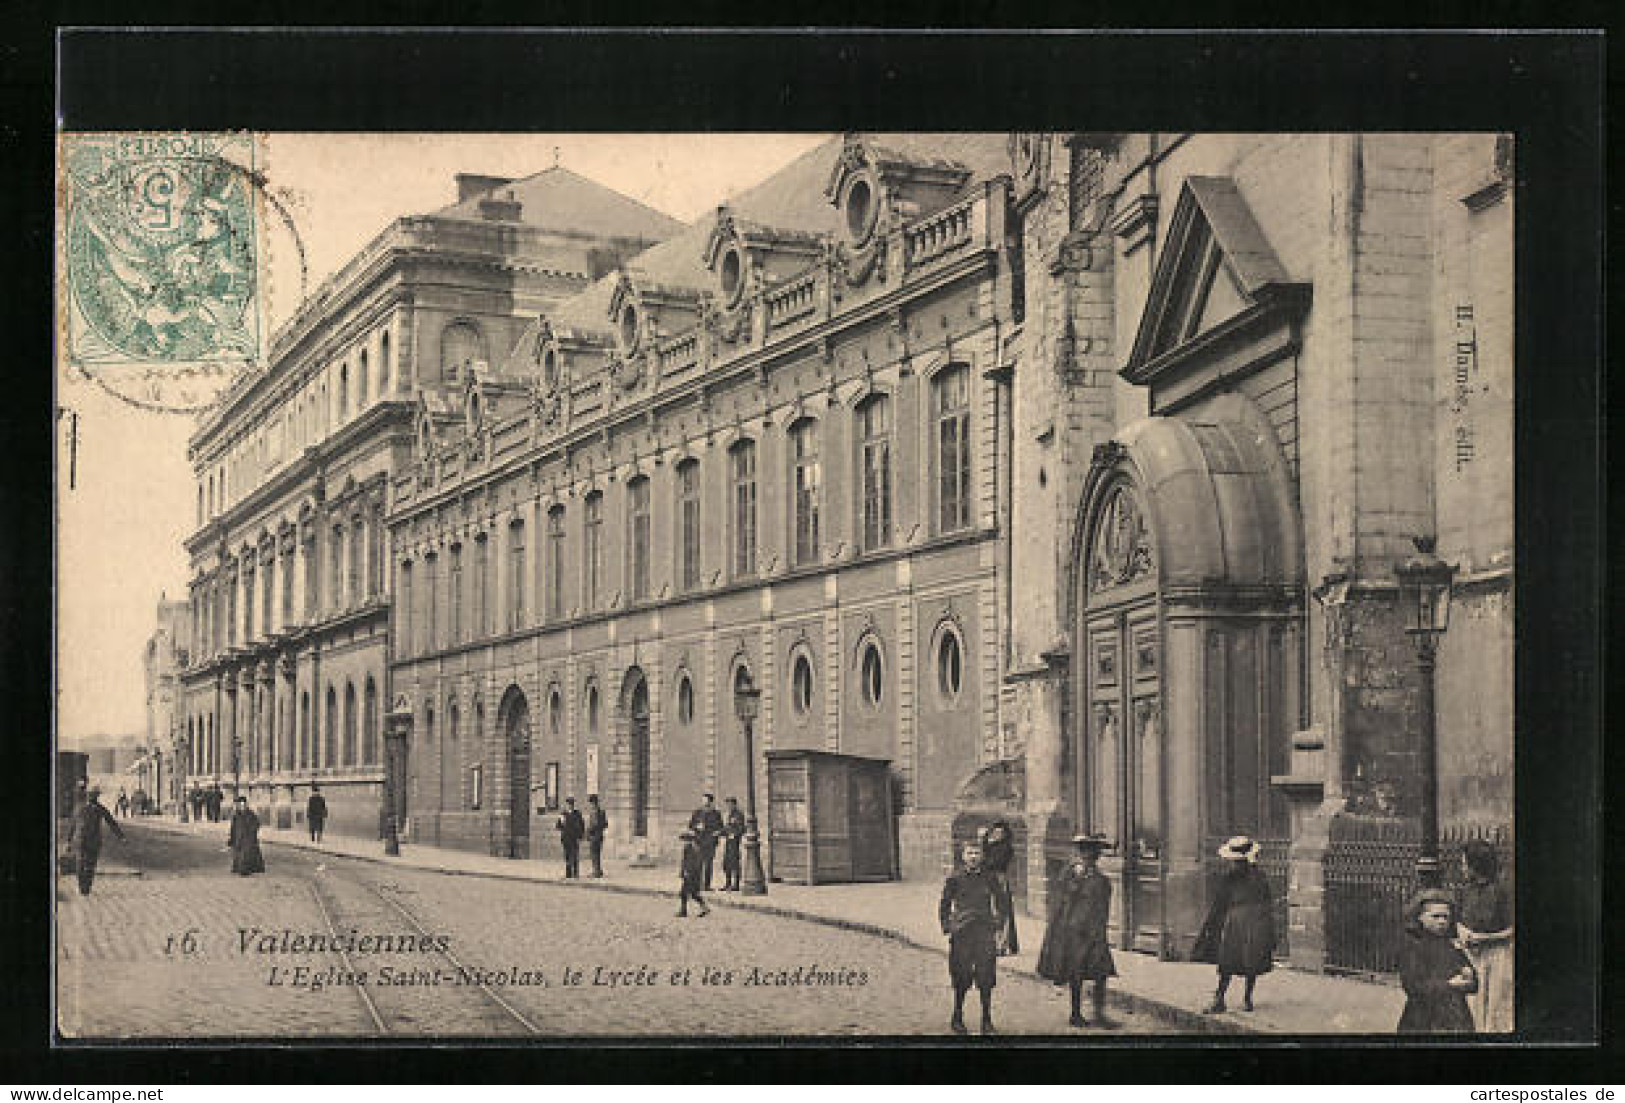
[{"left": 1217, "top": 836, "right": 1260, "bottom": 862}]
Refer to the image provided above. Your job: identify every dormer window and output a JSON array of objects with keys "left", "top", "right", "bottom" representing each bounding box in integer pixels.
[
  {"left": 843, "top": 176, "right": 877, "bottom": 245},
  {"left": 618, "top": 303, "right": 640, "bottom": 353},
  {"left": 542, "top": 346, "right": 559, "bottom": 389},
  {"left": 718, "top": 245, "right": 744, "bottom": 307}
]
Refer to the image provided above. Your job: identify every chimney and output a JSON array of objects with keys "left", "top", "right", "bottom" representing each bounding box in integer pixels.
[
  {"left": 478, "top": 189, "right": 523, "bottom": 222},
  {"left": 456, "top": 173, "right": 515, "bottom": 203}
]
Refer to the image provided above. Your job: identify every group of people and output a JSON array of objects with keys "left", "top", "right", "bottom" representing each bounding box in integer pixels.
[
  {"left": 65, "top": 785, "right": 266, "bottom": 896},
  {"left": 111, "top": 789, "right": 153, "bottom": 817},
  {"left": 1396, "top": 840, "right": 1515, "bottom": 1034},
  {"left": 675, "top": 793, "right": 748, "bottom": 917},
  {"left": 187, "top": 783, "right": 228, "bottom": 822},
  {"left": 551, "top": 794, "right": 610, "bottom": 878}
]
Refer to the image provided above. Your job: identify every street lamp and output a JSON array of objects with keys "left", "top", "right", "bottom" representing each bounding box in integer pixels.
[
  {"left": 733, "top": 667, "right": 767, "bottom": 896},
  {"left": 231, "top": 735, "right": 242, "bottom": 799},
  {"left": 1393, "top": 535, "right": 1456, "bottom": 888}
]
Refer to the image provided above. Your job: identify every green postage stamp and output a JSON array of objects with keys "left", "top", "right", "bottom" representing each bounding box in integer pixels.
[{"left": 61, "top": 132, "right": 263, "bottom": 368}]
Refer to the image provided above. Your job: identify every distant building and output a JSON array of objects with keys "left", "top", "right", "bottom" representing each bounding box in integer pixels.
[
  {"left": 179, "top": 165, "right": 683, "bottom": 836},
  {"left": 141, "top": 595, "right": 190, "bottom": 812}
]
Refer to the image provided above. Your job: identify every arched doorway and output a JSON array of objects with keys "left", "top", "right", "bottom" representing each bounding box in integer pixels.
[
  {"left": 623, "top": 669, "right": 651, "bottom": 838},
  {"left": 499, "top": 686, "right": 531, "bottom": 859}
]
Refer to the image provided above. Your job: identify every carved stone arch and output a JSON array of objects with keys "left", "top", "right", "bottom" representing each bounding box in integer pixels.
[{"left": 440, "top": 317, "right": 486, "bottom": 384}]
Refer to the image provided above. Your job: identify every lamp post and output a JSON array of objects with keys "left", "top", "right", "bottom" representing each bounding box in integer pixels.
[
  {"left": 733, "top": 668, "right": 767, "bottom": 896},
  {"left": 1393, "top": 535, "right": 1457, "bottom": 888},
  {"left": 231, "top": 735, "right": 242, "bottom": 799}
]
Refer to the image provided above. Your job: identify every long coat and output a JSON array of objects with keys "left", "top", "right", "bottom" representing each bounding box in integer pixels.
[
  {"left": 1397, "top": 932, "right": 1477, "bottom": 1033},
  {"left": 1192, "top": 863, "right": 1276, "bottom": 975},
  {"left": 1037, "top": 860, "right": 1117, "bottom": 983},
  {"left": 228, "top": 807, "right": 266, "bottom": 876}
]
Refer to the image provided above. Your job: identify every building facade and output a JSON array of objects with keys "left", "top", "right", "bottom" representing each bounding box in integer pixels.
[
  {"left": 179, "top": 168, "right": 682, "bottom": 839},
  {"left": 142, "top": 596, "right": 191, "bottom": 813}
]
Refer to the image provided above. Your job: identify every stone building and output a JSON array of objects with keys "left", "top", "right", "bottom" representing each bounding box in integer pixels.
[
  {"left": 178, "top": 167, "right": 682, "bottom": 838},
  {"left": 142, "top": 595, "right": 190, "bottom": 813},
  {"left": 388, "top": 134, "right": 1017, "bottom": 873}
]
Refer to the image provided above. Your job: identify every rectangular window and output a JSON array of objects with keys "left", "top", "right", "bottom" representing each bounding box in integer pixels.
[
  {"left": 424, "top": 552, "right": 438, "bottom": 653},
  {"left": 548, "top": 507, "right": 566, "bottom": 620},
  {"left": 330, "top": 526, "right": 345, "bottom": 611},
  {"left": 860, "top": 396, "right": 892, "bottom": 551},
  {"left": 243, "top": 563, "right": 255, "bottom": 640},
  {"left": 628, "top": 478, "right": 650, "bottom": 601},
  {"left": 348, "top": 522, "right": 363, "bottom": 608},
  {"left": 448, "top": 544, "right": 463, "bottom": 645},
  {"left": 731, "top": 443, "right": 756, "bottom": 577},
  {"left": 472, "top": 534, "right": 486, "bottom": 637},
  {"left": 677, "top": 461, "right": 701, "bottom": 592},
  {"left": 508, "top": 521, "right": 525, "bottom": 630},
  {"left": 792, "top": 422, "right": 820, "bottom": 566},
  {"left": 584, "top": 492, "right": 602, "bottom": 610},
  {"left": 470, "top": 762, "right": 483, "bottom": 810},
  {"left": 261, "top": 553, "right": 274, "bottom": 631},
  {"left": 281, "top": 548, "right": 293, "bottom": 623},
  {"left": 399, "top": 562, "right": 413, "bottom": 656},
  {"left": 936, "top": 366, "right": 972, "bottom": 533}
]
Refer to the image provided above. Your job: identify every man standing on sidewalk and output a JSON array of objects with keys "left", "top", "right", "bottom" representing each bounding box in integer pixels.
[
  {"left": 676, "top": 829, "right": 711, "bottom": 918},
  {"left": 585, "top": 794, "right": 608, "bottom": 877},
  {"left": 556, "top": 797, "right": 585, "bottom": 878},
  {"left": 939, "top": 838, "right": 1004, "bottom": 1035},
  {"left": 689, "top": 793, "right": 724, "bottom": 891},
  {"left": 69, "top": 788, "right": 126, "bottom": 897},
  {"left": 306, "top": 784, "right": 328, "bottom": 844},
  {"left": 720, "top": 797, "right": 746, "bottom": 891}
]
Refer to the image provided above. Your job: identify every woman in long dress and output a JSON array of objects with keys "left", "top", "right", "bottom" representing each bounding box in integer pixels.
[
  {"left": 1456, "top": 839, "right": 1514, "bottom": 1032},
  {"left": 1193, "top": 836, "right": 1277, "bottom": 1013},
  {"left": 1036, "top": 833, "right": 1117, "bottom": 1029},
  {"left": 227, "top": 795, "right": 266, "bottom": 876}
]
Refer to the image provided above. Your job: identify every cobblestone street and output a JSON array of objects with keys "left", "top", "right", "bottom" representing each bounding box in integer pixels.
[{"left": 58, "top": 825, "right": 1162, "bottom": 1038}]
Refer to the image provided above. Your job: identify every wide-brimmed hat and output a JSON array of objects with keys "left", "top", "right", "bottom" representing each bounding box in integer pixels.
[
  {"left": 1217, "top": 836, "right": 1260, "bottom": 862},
  {"left": 1071, "top": 832, "right": 1111, "bottom": 853}
]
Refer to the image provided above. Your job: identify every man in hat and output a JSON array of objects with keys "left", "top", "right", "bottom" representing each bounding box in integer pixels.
[
  {"left": 676, "top": 829, "right": 711, "bottom": 918},
  {"left": 68, "top": 788, "right": 126, "bottom": 896},
  {"left": 306, "top": 783, "right": 329, "bottom": 844},
  {"left": 555, "top": 797, "right": 586, "bottom": 879},
  {"left": 689, "top": 794, "right": 725, "bottom": 891},
  {"left": 938, "top": 837, "right": 1006, "bottom": 1035},
  {"left": 585, "top": 794, "right": 609, "bottom": 877},
  {"left": 720, "top": 797, "right": 747, "bottom": 891},
  {"left": 1037, "top": 833, "right": 1119, "bottom": 1028}
]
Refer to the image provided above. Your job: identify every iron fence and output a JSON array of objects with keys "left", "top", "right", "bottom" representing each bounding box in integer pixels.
[{"left": 1324, "top": 817, "right": 1511, "bottom": 977}]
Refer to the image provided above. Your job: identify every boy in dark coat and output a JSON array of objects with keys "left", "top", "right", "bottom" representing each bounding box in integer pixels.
[
  {"left": 69, "top": 789, "right": 126, "bottom": 896},
  {"left": 1397, "top": 888, "right": 1478, "bottom": 1033},
  {"left": 306, "top": 784, "right": 328, "bottom": 843},
  {"left": 939, "top": 838, "right": 1005, "bottom": 1035},
  {"left": 555, "top": 797, "right": 585, "bottom": 878},
  {"left": 1037, "top": 833, "right": 1118, "bottom": 1028},
  {"left": 720, "top": 798, "right": 746, "bottom": 891},
  {"left": 1194, "top": 835, "right": 1277, "bottom": 1013},
  {"left": 676, "top": 829, "right": 711, "bottom": 917}
]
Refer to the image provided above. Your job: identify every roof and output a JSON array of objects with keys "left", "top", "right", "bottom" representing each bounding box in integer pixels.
[
  {"left": 433, "top": 165, "right": 686, "bottom": 243},
  {"left": 533, "top": 132, "right": 1012, "bottom": 339}
]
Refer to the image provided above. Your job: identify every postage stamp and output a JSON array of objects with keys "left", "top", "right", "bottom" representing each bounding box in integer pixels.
[{"left": 60, "top": 132, "right": 264, "bottom": 370}]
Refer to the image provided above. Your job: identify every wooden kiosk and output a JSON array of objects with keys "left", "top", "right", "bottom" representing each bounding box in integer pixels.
[{"left": 766, "top": 750, "right": 898, "bottom": 884}]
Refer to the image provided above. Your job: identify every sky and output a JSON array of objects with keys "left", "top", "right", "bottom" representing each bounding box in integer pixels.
[{"left": 55, "top": 133, "right": 830, "bottom": 747}]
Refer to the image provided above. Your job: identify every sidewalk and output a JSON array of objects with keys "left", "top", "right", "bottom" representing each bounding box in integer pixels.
[{"left": 148, "top": 816, "right": 1403, "bottom": 1035}]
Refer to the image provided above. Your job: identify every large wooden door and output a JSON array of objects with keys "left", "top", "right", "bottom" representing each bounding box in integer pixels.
[
  {"left": 505, "top": 695, "right": 531, "bottom": 859},
  {"left": 628, "top": 676, "right": 650, "bottom": 838}
]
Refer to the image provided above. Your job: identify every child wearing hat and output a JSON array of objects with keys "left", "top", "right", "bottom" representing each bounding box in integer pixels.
[
  {"left": 676, "top": 829, "right": 711, "bottom": 918},
  {"left": 1193, "top": 836, "right": 1278, "bottom": 1014},
  {"left": 1036, "top": 833, "right": 1118, "bottom": 1028}
]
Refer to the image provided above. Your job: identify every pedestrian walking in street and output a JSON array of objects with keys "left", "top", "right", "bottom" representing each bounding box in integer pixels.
[
  {"left": 1193, "top": 836, "right": 1277, "bottom": 1014},
  {"left": 979, "top": 820, "right": 1020, "bottom": 954},
  {"left": 1397, "top": 888, "right": 1477, "bottom": 1034},
  {"left": 555, "top": 797, "right": 585, "bottom": 879},
  {"left": 676, "top": 829, "right": 711, "bottom": 917},
  {"left": 207, "top": 784, "right": 224, "bottom": 822},
  {"left": 68, "top": 788, "right": 126, "bottom": 896},
  {"left": 114, "top": 789, "right": 130, "bottom": 818},
  {"left": 689, "top": 793, "right": 724, "bottom": 891},
  {"left": 939, "top": 837, "right": 1005, "bottom": 1035},
  {"left": 720, "top": 797, "right": 746, "bottom": 891},
  {"left": 1037, "top": 833, "right": 1119, "bottom": 1029},
  {"left": 585, "top": 794, "right": 608, "bottom": 877},
  {"left": 227, "top": 795, "right": 266, "bottom": 876},
  {"left": 1456, "top": 840, "right": 1514, "bottom": 1032},
  {"left": 189, "top": 787, "right": 204, "bottom": 821},
  {"left": 306, "top": 784, "right": 328, "bottom": 844}
]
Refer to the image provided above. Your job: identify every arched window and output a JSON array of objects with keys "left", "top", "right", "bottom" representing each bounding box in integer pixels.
[
  {"left": 937, "top": 627, "right": 964, "bottom": 703},
  {"left": 363, "top": 678, "right": 378, "bottom": 764},
  {"left": 547, "top": 505, "right": 566, "bottom": 620},
  {"left": 676, "top": 673, "right": 695, "bottom": 725},
  {"left": 324, "top": 686, "right": 337, "bottom": 769},
  {"left": 508, "top": 521, "right": 526, "bottom": 630},
  {"left": 791, "top": 652, "right": 815, "bottom": 716},
  {"left": 586, "top": 682, "right": 601, "bottom": 735},
  {"left": 343, "top": 682, "right": 357, "bottom": 766},
  {"left": 790, "top": 419, "right": 820, "bottom": 566},
  {"left": 584, "top": 491, "right": 603, "bottom": 610},
  {"left": 330, "top": 524, "right": 346, "bottom": 611},
  {"left": 676, "top": 459, "right": 701, "bottom": 592},
  {"left": 398, "top": 561, "right": 413, "bottom": 656},
  {"left": 358, "top": 349, "right": 369, "bottom": 408},
  {"left": 441, "top": 320, "right": 483, "bottom": 383},
  {"left": 445, "top": 701, "right": 460, "bottom": 808},
  {"left": 448, "top": 542, "right": 463, "bottom": 644},
  {"left": 379, "top": 330, "right": 391, "bottom": 395},
  {"left": 627, "top": 476, "right": 650, "bottom": 602},
  {"left": 473, "top": 533, "right": 488, "bottom": 638},
  {"left": 730, "top": 440, "right": 757, "bottom": 578},
  {"left": 857, "top": 393, "right": 892, "bottom": 551},
  {"left": 349, "top": 518, "right": 364, "bottom": 607},
  {"left": 860, "top": 641, "right": 885, "bottom": 709},
  {"left": 338, "top": 363, "right": 349, "bottom": 420},
  {"left": 548, "top": 687, "right": 563, "bottom": 739},
  {"left": 299, "top": 691, "right": 311, "bottom": 769},
  {"left": 423, "top": 551, "right": 439, "bottom": 651},
  {"left": 934, "top": 365, "right": 972, "bottom": 533}
]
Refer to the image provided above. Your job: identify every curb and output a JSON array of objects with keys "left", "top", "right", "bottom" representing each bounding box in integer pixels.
[{"left": 143, "top": 820, "right": 1252, "bottom": 1036}]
